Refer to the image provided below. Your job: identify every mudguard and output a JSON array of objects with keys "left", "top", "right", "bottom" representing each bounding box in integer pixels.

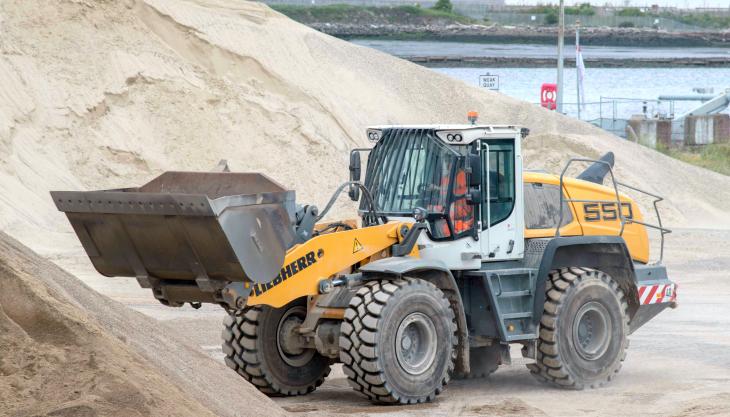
[
  {"left": 533, "top": 235, "right": 676, "bottom": 334},
  {"left": 359, "top": 256, "right": 452, "bottom": 276}
]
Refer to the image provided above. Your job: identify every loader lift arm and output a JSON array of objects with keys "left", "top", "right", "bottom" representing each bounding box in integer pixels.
[{"left": 247, "top": 221, "right": 417, "bottom": 308}]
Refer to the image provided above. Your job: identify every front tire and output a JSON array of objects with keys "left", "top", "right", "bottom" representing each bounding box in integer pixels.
[
  {"left": 528, "top": 267, "right": 629, "bottom": 389},
  {"left": 222, "top": 298, "right": 331, "bottom": 396},
  {"left": 339, "top": 278, "right": 457, "bottom": 404}
]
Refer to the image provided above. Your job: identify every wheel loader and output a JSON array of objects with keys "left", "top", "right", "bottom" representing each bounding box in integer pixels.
[{"left": 53, "top": 123, "right": 677, "bottom": 404}]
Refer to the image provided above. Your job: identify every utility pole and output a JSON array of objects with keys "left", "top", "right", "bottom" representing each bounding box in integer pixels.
[
  {"left": 576, "top": 19, "right": 581, "bottom": 120},
  {"left": 556, "top": 0, "right": 565, "bottom": 114}
]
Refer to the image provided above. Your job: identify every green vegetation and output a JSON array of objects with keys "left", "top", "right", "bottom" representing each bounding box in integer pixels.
[
  {"left": 618, "top": 21, "right": 636, "bottom": 28},
  {"left": 666, "top": 12, "right": 730, "bottom": 29},
  {"left": 615, "top": 7, "right": 730, "bottom": 29},
  {"left": 432, "top": 0, "right": 453, "bottom": 13},
  {"left": 524, "top": 4, "right": 555, "bottom": 14},
  {"left": 526, "top": 3, "right": 596, "bottom": 16},
  {"left": 270, "top": 4, "right": 473, "bottom": 25},
  {"left": 515, "top": 5, "right": 729, "bottom": 29},
  {"left": 658, "top": 143, "right": 730, "bottom": 176},
  {"left": 617, "top": 7, "right": 646, "bottom": 17},
  {"left": 566, "top": 3, "right": 596, "bottom": 16},
  {"left": 545, "top": 10, "right": 558, "bottom": 25}
]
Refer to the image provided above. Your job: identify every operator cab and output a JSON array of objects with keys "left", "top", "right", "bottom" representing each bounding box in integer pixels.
[{"left": 352, "top": 123, "right": 527, "bottom": 269}]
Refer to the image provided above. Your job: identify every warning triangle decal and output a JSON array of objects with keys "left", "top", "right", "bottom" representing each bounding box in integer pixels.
[{"left": 353, "top": 238, "right": 364, "bottom": 254}]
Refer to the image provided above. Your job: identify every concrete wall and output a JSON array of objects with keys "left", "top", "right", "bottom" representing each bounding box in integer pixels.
[
  {"left": 717, "top": 115, "right": 730, "bottom": 144},
  {"left": 684, "top": 114, "right": 730, "bottom": 145},
  {"left": 627, "top": 116, "right": 672, "bottom": 149}
]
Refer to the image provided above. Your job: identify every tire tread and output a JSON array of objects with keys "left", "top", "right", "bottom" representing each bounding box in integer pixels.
[
  {"left": 222, "top": 306, "right": 330, "bottom": 396},
  {"left": 339, "top": 278, "right": 457, "bottom": 404},
  {"left": 528, "top": 268, "right": 629, "bottom": 390}
]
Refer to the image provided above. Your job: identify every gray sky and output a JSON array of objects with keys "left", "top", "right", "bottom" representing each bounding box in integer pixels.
[{"left": 504, "top": 0, "right": 730, "bottom": 7}]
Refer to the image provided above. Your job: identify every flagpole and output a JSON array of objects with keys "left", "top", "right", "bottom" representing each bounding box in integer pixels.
[
  {"left": 556, "top": 0, "right": 565, "bottom": 114},
  {"left": 576, "top": 19, "right": 581, "bottom": 120}
]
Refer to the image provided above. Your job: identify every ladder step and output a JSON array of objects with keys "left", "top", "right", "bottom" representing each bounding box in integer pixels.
[
  {"left": 502, "top": 312, "right": 533, "bottom": 319},
  {"left": 487, "top": 268, "right": 536, "bottom": 278},
  {"left": 498, "top": 290, "right": 532, "bottom": 297},
  {"left": 504, "top": 333, "right": 537, "bottom": 342}
]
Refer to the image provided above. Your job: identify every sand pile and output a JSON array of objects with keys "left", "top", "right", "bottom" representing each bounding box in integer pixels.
[
  {"left": 1, "top": 0, "right": 728, "bottom": 273},
  {"left": 0, "top": 0, "right": 727, "bottom": 413},
  {"left": 0, "top": 232, "right": 287, "bottom": 417}
]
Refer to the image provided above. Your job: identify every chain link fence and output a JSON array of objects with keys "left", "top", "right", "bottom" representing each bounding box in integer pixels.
[
  {"left": 558, "top": 97, "right": 687, "bottom": 141},
  {"left": 477, "top": 11, "right": 711, "bottom": 32},
  {"left": 262, "top": 0, "right": 730, "bottom": 32}
]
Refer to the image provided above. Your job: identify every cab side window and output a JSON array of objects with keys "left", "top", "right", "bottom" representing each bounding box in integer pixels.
[{"left": 481, "top": 141, "right": 515, "bottom": 228}]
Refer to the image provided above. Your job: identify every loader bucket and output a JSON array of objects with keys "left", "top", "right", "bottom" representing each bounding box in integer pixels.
[{"left": 52, "top": 172, "right": 297, "bottom": 288}]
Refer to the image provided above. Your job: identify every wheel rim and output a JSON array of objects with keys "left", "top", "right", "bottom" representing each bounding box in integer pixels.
[
  {"left": 276, "top": 305, "right": 314, "bottom": 367},
  {"left": 572, "top": 301, "right": 612, "bottom": 361},
  {"left": 395, "top": 312, "right": 438, "bottom": 376}
]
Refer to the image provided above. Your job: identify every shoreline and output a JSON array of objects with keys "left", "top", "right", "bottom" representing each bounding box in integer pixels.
[
  {"left": 313, "top": 23, "right": 730, "bottom": 48},
  {"left": 405, "top": 56, "right": 730, "bottom": 68}
]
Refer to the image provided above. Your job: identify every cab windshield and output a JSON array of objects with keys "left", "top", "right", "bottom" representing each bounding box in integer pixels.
[{"left": 362, "top": 128, "right": 469, "bottom": 239}]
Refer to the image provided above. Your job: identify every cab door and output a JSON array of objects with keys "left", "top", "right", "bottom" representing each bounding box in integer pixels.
[{"left": 479, "top": 137, "right": 525, "bottom": 261}]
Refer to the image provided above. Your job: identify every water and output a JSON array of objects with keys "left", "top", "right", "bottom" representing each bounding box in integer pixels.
[
  {"left": 352, "top": 39, "right": 730, "bottom": 60},
  {"left": 434, "top": 67, "right": 730, "bottom": 119},
  {"left": 353, "top": 39, "right": 730, "bottom": 133}
]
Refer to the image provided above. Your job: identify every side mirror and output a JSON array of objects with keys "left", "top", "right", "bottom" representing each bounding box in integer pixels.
[
  {"left": 467, "top": 153, "right": 481, "bottom": 187},
  {"left": 413, "top": 207, "right": 427, "bottom": 222},
  {"left": 348, "top": 150, "right": 361, "bottom": 202}
]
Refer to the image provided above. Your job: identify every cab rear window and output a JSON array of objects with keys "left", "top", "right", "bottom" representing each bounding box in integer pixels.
[{"left": 524, "top": 182, "right": 573, "bottom": 229}]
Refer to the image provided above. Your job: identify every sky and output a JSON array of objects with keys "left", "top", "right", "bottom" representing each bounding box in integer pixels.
[{"left": 504, "top": 0, "right": 730, "bottom": 7}]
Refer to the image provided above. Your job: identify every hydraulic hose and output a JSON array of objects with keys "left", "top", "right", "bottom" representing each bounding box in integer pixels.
[{"left": 314, "top": 181, "right": 385, "bottom": 226}]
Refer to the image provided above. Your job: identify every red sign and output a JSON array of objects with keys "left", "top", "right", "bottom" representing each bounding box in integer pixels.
[{"left": 541, "top": 83, "right": 557, "bottom": 110}]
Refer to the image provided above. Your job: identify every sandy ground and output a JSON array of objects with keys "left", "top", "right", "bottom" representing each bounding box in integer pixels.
[
  {"left": 157, "top": 229, "right": 730, "bottom": 417},
  {"left": 1, "top": 0, "right": 729, "bottom": 416},
  {"left": 0, "top": 239, "right": 216, "bottom": 417},
  {"left": 0, "top": 232, "right": 287, "bottom": 417}
]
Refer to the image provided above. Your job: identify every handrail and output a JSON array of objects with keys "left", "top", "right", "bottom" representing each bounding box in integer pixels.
[
  {"left": 616, "top": 181, "right": 672, "bottom": 263},
  {"left": 555, "top": 158, "right": 672, "bottom": 264},
  {"left": 557, "top": 158, "right": 626, "bottom": 238}
]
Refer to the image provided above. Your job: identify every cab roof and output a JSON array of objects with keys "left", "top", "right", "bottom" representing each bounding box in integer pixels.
[
  {"left": 366, "top": 125, "right": 526, "bottom": 145},
  {"left": 367, "top": 124, "right": 522, "bottom": 132}
]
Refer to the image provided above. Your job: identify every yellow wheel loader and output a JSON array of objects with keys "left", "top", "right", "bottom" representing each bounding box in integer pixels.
[{"left": 53, "top": 123, "right": 676, "bottom": 404}]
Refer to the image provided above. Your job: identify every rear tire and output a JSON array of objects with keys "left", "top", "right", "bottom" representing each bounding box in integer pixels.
[
  {"left": 339, "top": 278, "right": 457, "bottom": 404},
  {"left": 528, "top": 267, "right": 629, "bottom": 389},
  {"left": 222, "top": 298, "right": 331, "bottom": 396}
]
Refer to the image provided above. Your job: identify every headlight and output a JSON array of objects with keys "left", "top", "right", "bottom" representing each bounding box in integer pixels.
[
  {"left": 366, "top": 130, "right": 381, "bottom": 142},
  {"left": 445, "top": 133, "right": 462, "bottom": 142}
]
